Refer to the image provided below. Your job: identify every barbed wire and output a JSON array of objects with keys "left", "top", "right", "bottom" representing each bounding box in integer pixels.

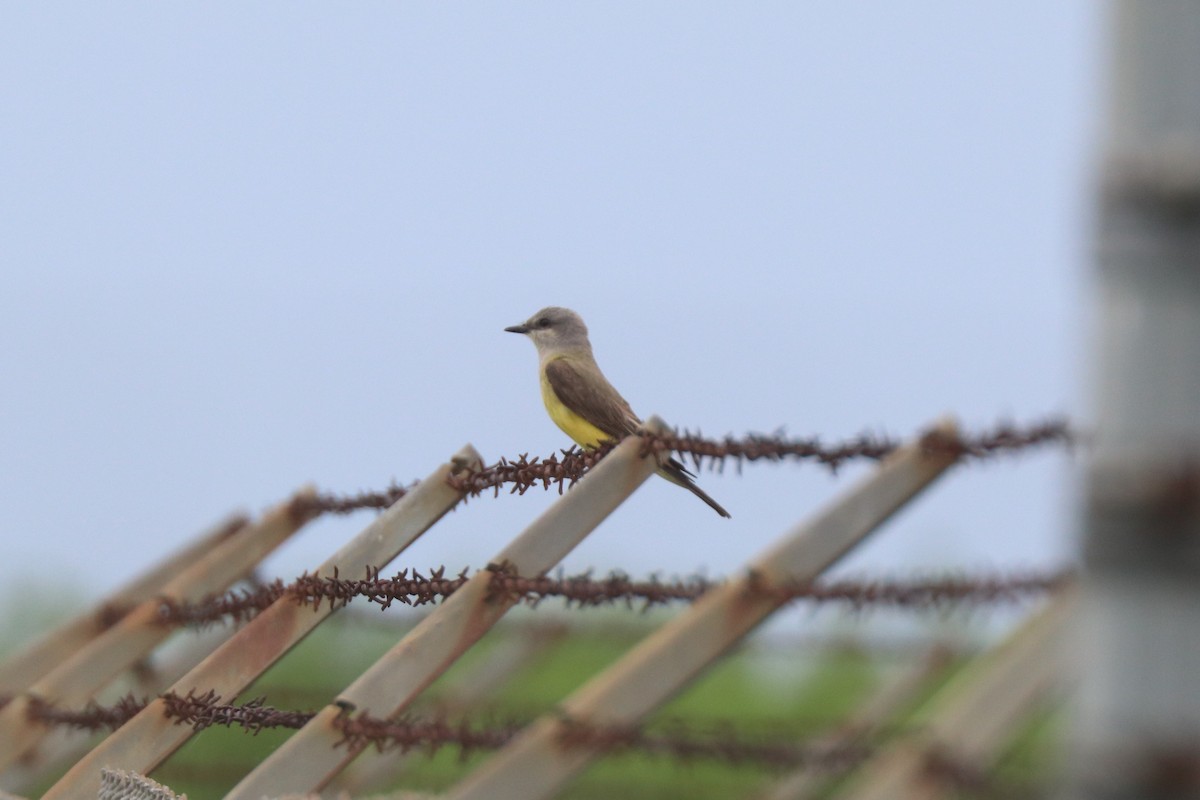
[
  {"left": 15, "top": 691, "right": 1012, "bottom": 793},
  {"left": 161, "top": 690, "right": 314, "bottom": 733},
  {"left": 222, "top": 420, "right": 1070, "bottom": 519},
  {"left": 447, "top": 419, "right": 1073, "bottom": 498},
  {"left": 332, "top": 710, "right": 520, "bottom": 759},
  {"left": 553, "top": 717, "right": 870, "bottom": 771},
  {"left": 154, "top": 691, "right": 873, "bottom": 771},
  {"left": 154, "top": 564, "right": 1073, "bottom": 628},
  {"left": 287, "top": 482, "right": 416, "bottom": 519},
  {"left": 24, "top": 694, "right": 147, "bottom": 733}
]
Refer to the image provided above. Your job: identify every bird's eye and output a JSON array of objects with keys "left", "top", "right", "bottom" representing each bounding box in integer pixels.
[{"left": 537, "top": 317, "right": 550, "bottom": 328}]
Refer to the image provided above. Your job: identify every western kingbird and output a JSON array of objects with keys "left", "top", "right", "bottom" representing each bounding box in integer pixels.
[{"left": 505, "top": 306, "right": 730, "bottom": 518}]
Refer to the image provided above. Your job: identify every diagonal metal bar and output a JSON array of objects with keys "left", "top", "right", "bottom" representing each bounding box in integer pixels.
[
  {"left": 0, "top": 491, "right": 314, "bottom": 776},
  {"left": 3, "top": 623, "right": 241, "bottom": 795},
  {"left": 445, "top": 417, "right": 961, "bottom": 800},
  {"left": 41, "top": 445, "right": 480, "bottom": 800},
  {"left": 223, "top": 419, "right": 670, "bottom": 798},
  {"left": 755, "top": 643, "right": 957, "bottom": 800},
  {"left": 329, "top": 623, "right": 569, "bottom": 795},
  {"left": 838, "top": 588, "right": 1076, "bottom": 800},
  {"left": 0, "top": 512, "right": 247, "bottom": 694}
]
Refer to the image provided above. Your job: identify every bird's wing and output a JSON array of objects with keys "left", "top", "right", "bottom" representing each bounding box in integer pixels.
[{"left": 544, "top": 358, "right": 640, "bottom": 441}]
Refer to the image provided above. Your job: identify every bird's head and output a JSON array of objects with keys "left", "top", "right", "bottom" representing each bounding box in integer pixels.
[{"left": 505, "top": 306, "right": 592, "bottom": 354}]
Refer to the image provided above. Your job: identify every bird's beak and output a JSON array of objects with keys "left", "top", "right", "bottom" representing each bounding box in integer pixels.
[{"left": 504, "top": 323, "right": 529, "bottom": 334}]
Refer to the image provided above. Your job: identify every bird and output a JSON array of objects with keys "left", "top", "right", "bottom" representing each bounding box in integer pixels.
[{"left": 505, "top": 306, "right": 730, "bottom": 518}]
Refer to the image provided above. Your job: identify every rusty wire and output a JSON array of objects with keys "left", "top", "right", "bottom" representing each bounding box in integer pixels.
[
  {"left": 749, "top": 569, "right": 1074, "bottom": 611},
  {"left": 24, "top": 691, "right": 1016, "bottom": 784},
  {"left": 154, "top": 566, "right": 471, "bottom": 627},
  {"left": 155, "top": 691, "right": 869, "bottom": 771},
  {"left": 446, "top": 446, "right": 609, "bottom": 498},
  {"left": 156, "top": 564, "right": 1073, "bottom": 628},
  {"left": 156, "top": 579, "right": 291, "bottom": 627},
  {"left": 196, "top": 420, "right": 1073, "bottom": 523},
  {"left": 161, "top": 689, "right": 315, "bottom": 733},
  {"left": 291, "top": 565, "right": 471, "bottom": 612},
  {"left": 556, "top": 717, "right": 871, "bottom": 771},
  {"left": 288, "top": 482, "right": 416, "bottom": 519},
  {"left": 24, "top": 694, "right": 146, "bottom": 733},
  {"left": 333, "top": 711, "right": 519, "bottom": 758},
  {"left": 447, "top": 419, "right": 1073, "bottom": 498},
  {"left": 227, "top": 420, "right": 1070, "bottom": 519}
]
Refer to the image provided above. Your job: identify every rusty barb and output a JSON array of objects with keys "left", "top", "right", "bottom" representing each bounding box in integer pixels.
[
  {"left": 22, "top": 694, "right": 146, "bottom": 733},
  {"left": 448, "top": 418, "right": 1074, "bottom": 498},
  {"left": 287, "top": 482, "right": 417, "bottom": 519},
  {"left": 154, "top": 564, "right": 1074, "bottom": 628},
  {"left": 333, "top": 710, "right": 518, "bottom": 757},
  {"left": 39, "top": 689, "right": 874, "bottom": 772},
  {"left": 161, "top": 690, "right": 314, "bottom": 733},
  {"left": 556, "top": 716, "right": 870, "bottom": 771}
]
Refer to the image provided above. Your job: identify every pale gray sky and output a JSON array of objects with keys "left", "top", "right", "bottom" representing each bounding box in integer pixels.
[{"left": 1, "top": 3, "right": 1102, "bottom": 606}]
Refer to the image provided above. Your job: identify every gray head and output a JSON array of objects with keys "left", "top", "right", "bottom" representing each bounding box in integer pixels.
[{"left": 504, "top": 306, "right": 592, "bottom": 354}]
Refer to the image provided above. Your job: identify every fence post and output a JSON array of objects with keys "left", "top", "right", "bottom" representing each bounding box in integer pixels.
[{"left": 1072, "top": 2, "right": 1200, "bottom": 797}]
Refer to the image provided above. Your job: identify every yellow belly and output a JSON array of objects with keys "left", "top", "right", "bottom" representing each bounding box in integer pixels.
[{"left": 540, "top": 369, "right": 613, "bottom": 449}]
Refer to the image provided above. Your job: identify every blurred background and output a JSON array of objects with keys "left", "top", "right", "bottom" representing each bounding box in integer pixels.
[{"left": 0, "top": 4, "right": 1099, "bottom": 616}]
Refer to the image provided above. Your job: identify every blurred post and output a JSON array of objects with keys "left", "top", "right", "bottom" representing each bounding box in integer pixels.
[{"left": 1073, "top": 2, "right": 1200, "bottom": 798}]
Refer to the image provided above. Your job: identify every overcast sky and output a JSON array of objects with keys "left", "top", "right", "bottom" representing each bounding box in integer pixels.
[{"left": 1, "top": 4, "right": 1104, "bottom": 619}]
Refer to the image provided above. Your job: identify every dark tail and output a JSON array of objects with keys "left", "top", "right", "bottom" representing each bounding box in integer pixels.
[{"left": 656, "top": 458, "right": 731, "bottom": 518}]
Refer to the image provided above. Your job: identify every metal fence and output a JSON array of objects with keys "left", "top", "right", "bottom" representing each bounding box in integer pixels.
[{"left": 0, "top": 419, "right": 1071, "bottom": 799}]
